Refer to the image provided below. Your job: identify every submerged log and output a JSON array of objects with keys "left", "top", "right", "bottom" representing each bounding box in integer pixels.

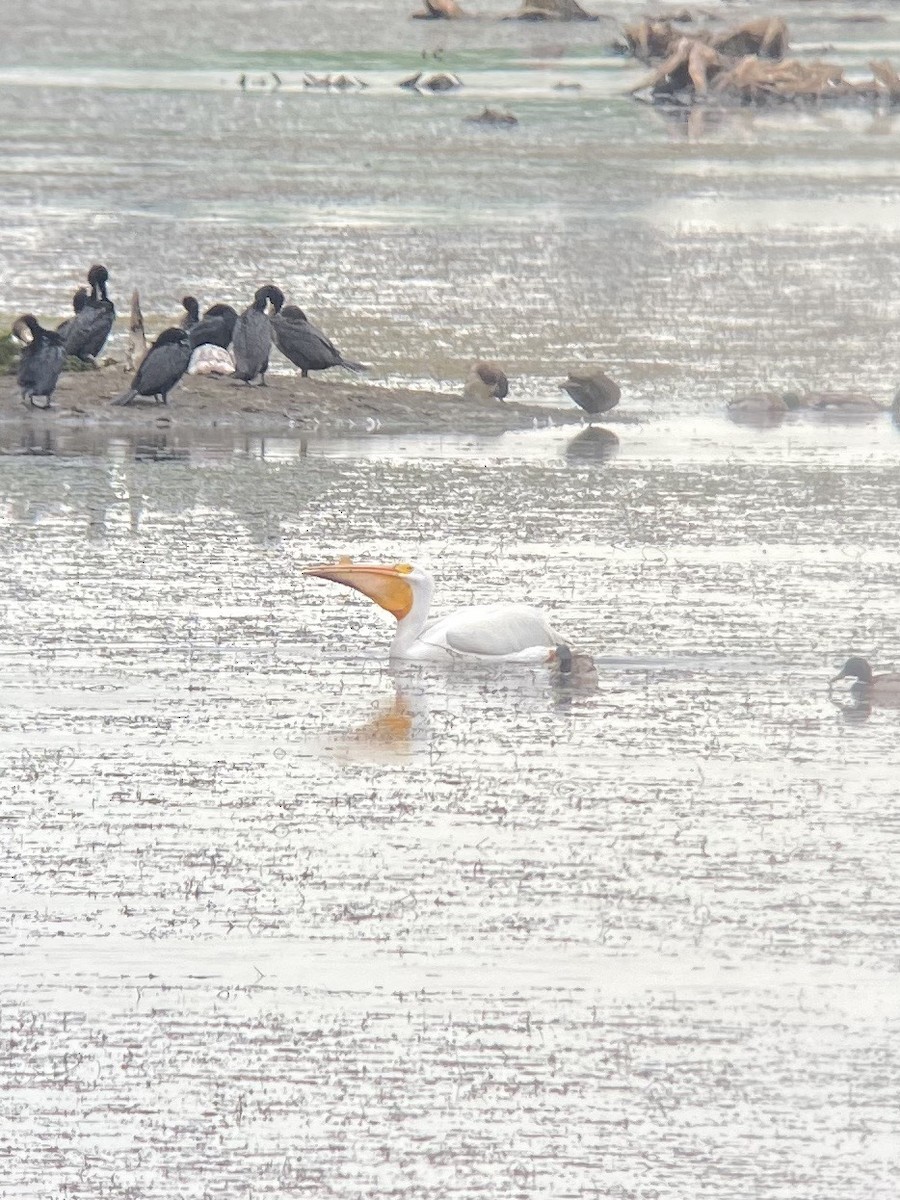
[
  {"left": 870, "top": 59, "right": 900, "bottom": 101},
  {"left": 631, "top": 37, "right": 727, "bottom": 97},
  {"left": 411, "top": 0, "right": 466, "bottom": 17},
  {"left": 622, "top": 19, "right": 681, "bottom": 62},
  {"left": 464, "top": 107, "right": 518, "bottom": 126},
  {"left": 623, "top": 16, "right": 788, "bottom": 64},
  {"left": 399, "top": 70, "right": 463, "bottom": 91},
  {"left": 710, "top": 57, "right": 850, "bottom": 103},
  {"left": 711, "top": 17, "right": 787, "bottom": 60},
  {"left": 506, "top": 0, "right": 598, "bottom": 21}
]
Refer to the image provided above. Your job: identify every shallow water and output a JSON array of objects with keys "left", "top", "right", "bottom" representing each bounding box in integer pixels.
[{"left": 3, "top": 1, "right": 900, "bottom": 1197}]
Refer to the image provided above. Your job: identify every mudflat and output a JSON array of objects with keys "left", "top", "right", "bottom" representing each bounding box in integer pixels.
[{"left": 0, "top": 361, "right": 584, "bottom": 434}]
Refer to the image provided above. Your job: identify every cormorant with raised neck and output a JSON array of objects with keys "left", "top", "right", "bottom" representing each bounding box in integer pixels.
[
  {"left": 63, "top": 264, "right": 115, "bottom": 361},
  {"left": 232, "top": 285, "right": 284, "bottom": 385}
]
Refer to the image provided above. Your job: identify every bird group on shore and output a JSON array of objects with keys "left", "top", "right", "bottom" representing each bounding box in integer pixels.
[
  {"left": 11, "top": 266, "right": 367, "bottom": 408},
  {"left": 11, "top": 263, "right": 628, "bottom": 419}
]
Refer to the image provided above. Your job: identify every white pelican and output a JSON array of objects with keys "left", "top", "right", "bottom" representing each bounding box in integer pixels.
[{"left": 304, "top": 559, "right": 571, "bottom": 665}]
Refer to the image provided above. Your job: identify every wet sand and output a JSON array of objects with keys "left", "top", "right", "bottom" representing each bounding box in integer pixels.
[{"left": 0, "top": 362, "right": 586, "bottom": 435}]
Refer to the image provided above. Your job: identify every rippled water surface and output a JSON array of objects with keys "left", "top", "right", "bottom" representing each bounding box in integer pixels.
[{"left": 3, "top": 1, "right": 900, "bottom": 1197}]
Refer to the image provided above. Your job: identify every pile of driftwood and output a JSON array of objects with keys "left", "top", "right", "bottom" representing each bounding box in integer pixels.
[
  {"left": 622, "top": 16, "right": 788, "bottom": 64},
  {"left": 623, "top": 17, "right": 900, "bottom": 107},
  {"left": 413, "top": 0, "right": 597, "bottom": 20}
]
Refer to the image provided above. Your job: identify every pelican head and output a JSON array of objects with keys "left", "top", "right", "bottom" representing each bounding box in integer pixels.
[{"left": 304, "top": 558, "right": 418, "bottom": 620}]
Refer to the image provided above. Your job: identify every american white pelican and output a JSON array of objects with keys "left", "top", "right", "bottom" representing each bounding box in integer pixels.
[{"left": 304, "top": 559, "right": 571, "bottom": 665}]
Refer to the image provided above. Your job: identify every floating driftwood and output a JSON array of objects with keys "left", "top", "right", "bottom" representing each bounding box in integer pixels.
[
  {"left": 505, "top": 0, "right": 598, "bottom": 21},
  {"left": 399, "top": 70, "right": 463, "bottom": 92},
  {"left": 303, "top": 72, "right": 368, "bottom": 90},
  {"left": 622, "top": 17, "right": 788, "bottom": 64},
  {"left": 464, "top": 107, "right": 518, "bottom": 126},
  {"left": 625, "top": 15, "right": 900, "bottom": 107},
  {"left": 677, "top": 54, "right": 900, "bottom": 106},
  {"left": 411, "top": 0, "right": 467, "bottom": 17}
]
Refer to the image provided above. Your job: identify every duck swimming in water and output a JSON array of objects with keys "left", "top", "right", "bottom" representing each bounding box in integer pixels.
[
  {"left": 830, "top": 657, "right": 900, "bottom": 703},
  {"left": 13, "top": 315, "right": 66, "bottom": 408}
]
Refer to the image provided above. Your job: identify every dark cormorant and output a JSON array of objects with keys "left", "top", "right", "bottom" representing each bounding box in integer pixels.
[
  {"left": 56, "top": 288, "right": 89, "bottom": 340},
  {"left": 14, "top": 315, "right": 67, "bottom": 408},
  {"left": 63, "top": 264, "right": 115, "bottom": 361},
  {"left": 271, "top": 305, "right": 366, "bottom": 378},
  {"left": 232, "top": 285, "right": 284, "bottom": 385},
  {"left": 179, "top": 296, "right": 200, "bottom": 329},
  {"left": 112, "top": 328, "right": 191, "bottom": 406},
  {"left": 188, "top": 303, "right": 238, "bottom": 351}
]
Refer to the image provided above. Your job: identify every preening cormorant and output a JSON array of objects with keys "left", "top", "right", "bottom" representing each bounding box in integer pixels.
[
  {"left": 56, "top": 288, "right": 89, "bottom": 340},
  {"left": 14, "top": 315, "right": 66, "bottom": 408},
  {"left": 113, "top": 328, "right": 191, "bottom": 406},
  {"left": 63, "top": 264, "right": 115, "bottom": 361},
  {"left": 271, "top": 304, "right": 366, "bottom": 377},
  {"left": 180, "top": 296, "right": 200, "bottom": 329},
  {"left": 232, "top": 285, "right": 284, "bottom": 385},
  {"left": 188, "top": 303, "right": 238, "bottom": 351}
]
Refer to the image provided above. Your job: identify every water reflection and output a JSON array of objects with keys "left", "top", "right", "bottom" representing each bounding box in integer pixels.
[
  {"left": 835, "top": 698, "right": 873, "bottom": 725},
  {"left": 0, "top": 419, "right": 316, "bottom": 464},
  {"left": 134, "top": 432, "right": 190, "bottom": 462},
  {"left": 327, "top": 656, "right": 600, "bottom": 763},
  {"left": 652, "top": 101, "right": 737, "bottom": 142},
  {"left": 564, "top": 425, "right": 620, "bottom": 461}
]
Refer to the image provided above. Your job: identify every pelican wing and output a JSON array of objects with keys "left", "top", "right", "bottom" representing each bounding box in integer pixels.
[{"left": 425, "top": 604, "right": 561, "bottom": 658}]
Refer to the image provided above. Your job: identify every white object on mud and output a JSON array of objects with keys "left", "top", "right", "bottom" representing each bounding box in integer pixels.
[{"left": 188, "top": 345, "right": 235, "bottom": 376}]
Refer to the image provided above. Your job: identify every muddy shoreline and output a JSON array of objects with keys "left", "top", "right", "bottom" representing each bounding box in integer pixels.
[{"left": 0, "top": 361, "right": 591, "bottom": 437}]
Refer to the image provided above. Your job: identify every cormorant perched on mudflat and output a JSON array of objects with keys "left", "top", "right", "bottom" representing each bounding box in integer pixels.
[
  {"left": 232, "top": 285, "right": 284, "bottom": 385},
  {"left": 63, "top": 264, "right": 115, "bottom": 361},
  {"left": 56, "top": 288, "right": 89, "bottom": 340},
  {"left": 13, "top": 315, "right": 67, "bottom": 408},
  {"left": 180, "top": 296, "right": 200, "bottom": 329},
  {"left": 112, "top": 328, "right": 191, "bottom": 406},
  {"left": 188, "top": 303, "right": 238, "bottom": 351},
  {"left": 271, "top": 305, "right": 366, "bottom": 377}
]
